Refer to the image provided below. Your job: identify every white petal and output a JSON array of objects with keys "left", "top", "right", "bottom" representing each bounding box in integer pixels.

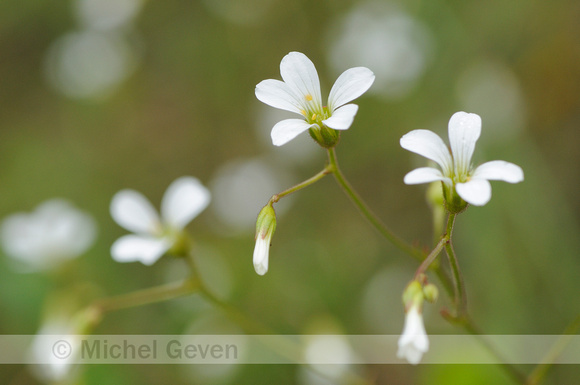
[
  {"left": 255, "top": 79, "right": 303, "bottom": 115},
  {"left": 400, "top": 130, "right": 453, "bottom": 174},
  {"left": 456, "top": 178, "right": 492, "bottom": 206},
  {"left": 271, "top": 118, "right": 315, "bottom": 146},
  {"left": 397, "top": 306, "right": 429, "bottom": 365},
  {"left": 327, "top": 67, "right": 375, "bottom": 111},
  {"left": 472, "top": 160, "right": 524, "bottom": 183},
  {"left": 110, "top": 190, "right": 161, "bottom": 235},
  {"left": 279, "top": 52, "right": 323, "bottom": 108},
  {"left": 253, "top": 236, "right": 270, "bottom": 276},
  {"left": 403, "top": 167, "right": 448, "bottom": 185},
  {"left": 448, "top": 112, "right": 481, "bottom": 176},
  {"left": 110, "top": 235, "right": 171, "bottom": 265},
  {"left": 161, "top": 176, "right": 211, "bottom": 230},
  {"left": 322, "top": 104, "right": 358, "bottom": 130}
]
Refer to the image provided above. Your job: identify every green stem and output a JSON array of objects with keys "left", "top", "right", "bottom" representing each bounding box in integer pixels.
[
  {"left": 525, "top": 314, "right": 580, "bottom": 385},
  {"left": 270, "top": 164, "right": 333, "bottom": 204},
  {"left": 443, "top": 213, "right": 467, "bottom": 317},
  {"left": 415, "top": 237, "right": 447, "bottom": 280},
  {"left": 186, "top": 253, "right": 374, "bottom": 385},
  {"left": 326, "top": 147, "right": 455, "bottom": 299},
  {"left": 461, "top": 319, "right": 528, "bottom": 384},
  {"left": 93, "top": 278, "right": 199, "bottom": 314},
  {"left": 326, "top": 148, "right": 424, "bottom": 261}
]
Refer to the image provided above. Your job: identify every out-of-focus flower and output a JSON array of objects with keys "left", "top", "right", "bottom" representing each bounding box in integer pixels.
[
  {"left": 75, "top": 0, "right": 144, "bottom": 31},
  {"left": 397, "top": 304, "right": 428, "bottom": 365},
  {"left": 253, "top": 204, "right": 276, "bottom": 275},
  {"left": 1, "top": 199, "right": 97, "bottom": 272},
  {"left": 210, "top": 158, "right": 293, "bottom": 233},
  {"left": 30, "top": 316, "right": 81, "bottom": 383},
  {"left": 255, "top": 51, "right": 374, "bottom": 147},
  {"left": 44, "top": 30, "right": 140, "bottom": 100},
  {"left": 327, "top": 1, "right": 432, "bottom": 99},
  {"left": 110, "top": 176, "right": 210, "bottom": 265},
  {"left": 400, "top": 111, "right": 524, "bottom": 211},
  {"left": 29, "top": 292, "right": 100, "bottom": 384}
]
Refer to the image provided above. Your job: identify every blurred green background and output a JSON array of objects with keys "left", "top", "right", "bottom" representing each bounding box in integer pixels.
[{"left": 1, "top": 0, "right": 579, "bottom": 384}]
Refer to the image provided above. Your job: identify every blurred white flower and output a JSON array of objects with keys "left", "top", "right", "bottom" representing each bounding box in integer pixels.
[
  {"left": 110, "top": 176, "right": 211, "bottom": 265},
  {"left": 210, "top": 158, "right": 293, "bottom": 233},
  {"left": 1, "top": 199, "right": 97, "bottom": 272},
  {"left": 75, "top": 0, "right": 144, "bottom": 31},
  {"left": 30, "top": 316, "right": 81, "bottom": 383},
  {"left": 397, "top": 305, "right": 428, "bottom": 365},
  {"left": 456, "top": 60, "right": 526, "bottom": 142},
  {"left": 301, "top": 335, "right": 354, "bottom": 384},
  {"left": 400, "top": 111, "right": 524, "bottom": 207},
  {"left": 44, "top": 30, "right": 139, "bottom": 100},
  {"left": 256, "top": 51, "right": 374, "bottom": 147},
  {"left": 327, "top": 1, "right": 433, "bottom": 99}
]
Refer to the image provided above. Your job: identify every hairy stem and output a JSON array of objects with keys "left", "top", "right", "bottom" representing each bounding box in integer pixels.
[
  {"left": 327, "top": 148, "right": 424, "bottom": 260},
  {"left": 93, "top": 278, "right": 199, "bottom": 314},
  {"left": 270, "top": 164, "right": 332, "bottom": 204}
]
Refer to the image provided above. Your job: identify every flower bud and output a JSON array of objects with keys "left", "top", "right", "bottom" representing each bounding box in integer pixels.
[
  {"left": 402, "top": 280, "right": 424, "bottom": 309},
  {"left": 253, "top": 204, "right": 277, "bottom": 275},
  {"left": 423, "top": 283, "right": 439, "bottom": 303},
  {"left": 398, "top": 281, "right": 429, "bottom": 364}
]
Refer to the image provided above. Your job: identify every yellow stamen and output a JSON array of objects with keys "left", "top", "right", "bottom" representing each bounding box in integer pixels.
[
  {"left": 305, "top": 94, "right": 313, "bottom": 101},
  {"left": 311, "top": 114, "right": 317, "bottom": 120}
]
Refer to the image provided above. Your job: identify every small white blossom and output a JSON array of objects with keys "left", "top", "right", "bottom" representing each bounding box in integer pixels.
[
  {"left": 1, "top": 199, "right": 96, "bottom": 271},
  {"left": 253, "top": 234, "right": 271, "bottom": 276},
  {"left": 400, "top": 111, "right": 524, "bottom": 207},
  {"left": 255, "top": 51, "right": 375, "bottom": 146},
  {"left": 110, "top": 176, "right": 210, "bottom": 265},
  {"left": 397, "top": 305, "right": 429, "bottom": 365}
]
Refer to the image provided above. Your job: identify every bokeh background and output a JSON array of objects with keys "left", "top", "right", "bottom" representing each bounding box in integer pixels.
[{"left": 1, "top": 0, "right": 579, "bottom": 384}]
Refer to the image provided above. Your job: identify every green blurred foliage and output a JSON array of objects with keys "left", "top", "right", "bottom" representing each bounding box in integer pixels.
[{"left": 0, "top": 0, "right": 579, "bottom": 384}]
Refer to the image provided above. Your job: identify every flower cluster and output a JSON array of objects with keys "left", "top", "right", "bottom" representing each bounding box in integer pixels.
[
  {"left": 0, "top": 50, "right": 528, "bottom": 382},
  {"left": 254, "top": 53, "right": 524, "bottom": 366}
]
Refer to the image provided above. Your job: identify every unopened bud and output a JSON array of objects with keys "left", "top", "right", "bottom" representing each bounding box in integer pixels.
[
  {"left": 253, "top": 204, "right": 277, "bottom": 275},
  {"left": 423, "top": 283, "right": 439, "bottom": 303},
  {"left": 402, "top": 280, "right": 424, "bottom": 309}
]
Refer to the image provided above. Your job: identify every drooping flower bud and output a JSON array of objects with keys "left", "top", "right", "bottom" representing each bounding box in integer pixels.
[
  {"left": 253, "top": 204, "right": 277, "bottom": 275},
  {"left": 397, "top": 280, "right": 429, "bottom": 364}
]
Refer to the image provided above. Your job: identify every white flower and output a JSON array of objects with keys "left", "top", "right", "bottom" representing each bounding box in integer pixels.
[
  {"left": 255, "top": 51, "right": 375, "bottom": 147},
  {"left": 30, "top": 316, "right": 81, "bottom": 383},
  {"left": 253, "top": 236, "right": 271, "bottom": 276},
  {"left": 400, "top": 111, "right": 524, "bottom": 207},
  {"left": 1, "top": 199, "right": 97, "bottom": 271},
  {"left": 397, "top": 305, "right": 429, "bottom": 365},
  {"left": 110, "top": 176, "right": 210, "bottom": 265}
]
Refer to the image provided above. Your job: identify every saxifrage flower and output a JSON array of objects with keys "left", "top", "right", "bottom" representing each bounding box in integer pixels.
[
  {"left": 110, "top": 176, "right": 210, "bottom": 265},
  {"left": 1, "top": 199, "right": 96, "bottom": 271},
  {"left": 255, "top": 51, "right": 375, "bottom": 148},
  {"left": 400, "top": 111, "right": 524, "bottom": 211}
]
